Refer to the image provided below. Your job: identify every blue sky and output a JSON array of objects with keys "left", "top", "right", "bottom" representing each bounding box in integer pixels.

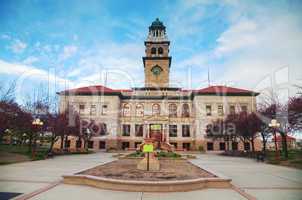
[{"left": 0, "top": 0, "right": 302, "bottom": 104}]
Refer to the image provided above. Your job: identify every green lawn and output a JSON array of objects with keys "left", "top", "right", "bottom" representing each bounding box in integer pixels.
[
  {"left": 127, "top": 151, "right": 182, "bottom": 159},
  {"left": 266, "top": 150, "right": 302, "bottom": 169},
  {"left": 0, "top": 144, "right": 49, "bottom": 162}
]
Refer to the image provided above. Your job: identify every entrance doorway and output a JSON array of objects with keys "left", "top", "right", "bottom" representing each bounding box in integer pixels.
[{"left": 149, "top": 124, "right": 162, "bottom": 149}]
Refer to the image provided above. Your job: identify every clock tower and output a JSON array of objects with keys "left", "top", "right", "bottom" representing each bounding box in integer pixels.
[{"left": 143, "top": 18, "right": 171, "bottom": 88}]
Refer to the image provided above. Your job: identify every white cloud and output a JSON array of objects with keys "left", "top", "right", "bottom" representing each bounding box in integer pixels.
[
  {"left": 214, "top": 19, "right": 258, "bottom": 56},
  {"left": 213, "top": 14, "right": 302, "bottom": 96},
  {"left": 166, "top": 1, "right": 302, "bottom": 98},
  {"left": 59, "top": 45, "right": 78, "bottom": 61},
  {"left": 9, "top": 39, "right": 27, "bottom": 54},
  {"left": 67, "top": 42, "right": 144, "bottom": 88},
  {"left": 22, "top": 56, "right": 39, "bottom": 65},
  {"left": 0, "top": 59, "right": 72, "bottom": 85}
]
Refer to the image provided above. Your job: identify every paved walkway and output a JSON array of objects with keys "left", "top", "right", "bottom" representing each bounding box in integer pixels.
[
  {"left": 0, "top": 152, "right": 301, "bottom": 200},
  {"left": 191, "top": 154, "right": 302, "bottom": 200}
]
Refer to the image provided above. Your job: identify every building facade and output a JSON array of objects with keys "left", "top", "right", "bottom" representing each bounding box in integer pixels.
[{"left": 56, "top": 19, "right": 261, "bottom": 151}]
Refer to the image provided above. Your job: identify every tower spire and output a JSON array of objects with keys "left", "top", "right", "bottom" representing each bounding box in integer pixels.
[
  {"left": 143, "top": 19, "right": 171, "bottom": 88},
  {"left": 146, "top": 18, "right": 169, "bottom": 42}
]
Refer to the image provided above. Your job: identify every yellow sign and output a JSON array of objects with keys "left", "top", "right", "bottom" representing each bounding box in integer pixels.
[
  {"left": 150, "top": 124, "right": 161, "bottom": 130},
  {"left": 143, "top": 144, "right": 154, "bottom": 153}
]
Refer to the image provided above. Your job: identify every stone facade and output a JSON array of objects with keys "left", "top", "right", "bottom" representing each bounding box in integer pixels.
[
  {"left": 54, "top": 19, "right": 261, "bottom": 152},
  {"left": 144, "top": 58, "right": 170, "bottom": 88}
]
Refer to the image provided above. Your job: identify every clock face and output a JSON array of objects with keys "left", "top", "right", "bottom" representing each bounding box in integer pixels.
[{"left": 151, "top": 65, "right": 163, "bottom": 76}]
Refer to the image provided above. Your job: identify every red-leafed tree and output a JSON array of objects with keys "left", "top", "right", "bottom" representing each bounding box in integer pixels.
[
  {"left": 0, "top": 101, "right": 33, "bottom": 146},
  {"left": 206, "top": 117, "right": 237, "bottom": 151},
  {"left": 47, "top": 110, "right": 80, "bottom": 151},
  {"left": 288, "top": 96, "right": 302, "bottom": 131},
  {"left": 257, "top": 104, "right": 279, "bottom": 153},
  {"left": 239, "top": 112, "right": 262, "bottom": 152},
  {"left": 210, "top": 112, "right": 262, "bottom": 152},
  {"left": 0, "top": 101, "right": 12, "bottom": 142}
]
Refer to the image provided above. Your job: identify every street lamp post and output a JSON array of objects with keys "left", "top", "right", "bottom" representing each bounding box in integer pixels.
[
  {"left": 269, "top": 119, "right": 280, "bottom": 161},
  {"left": 32, "top": 118, "right": 44, "bottom": 160},
  {"left": 22, "top": 133, "right": 27, "bottom": 145}
]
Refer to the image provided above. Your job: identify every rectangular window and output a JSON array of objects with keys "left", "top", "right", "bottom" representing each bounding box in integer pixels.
[
  {"left": 218, "top": 105, "right": 224, "bottom": 116},
  {"left": 241, "top": 105, "right": 247, "bottom": 113},
  {"left": 183, "top": 143, "right": 191, "bottom": 150},
  {"left": 122, "top": 142, "right": 130, "bottom": 150},
  {"left": 99, "top": 141, "right": 106, "bottom": 149},
  {"left": 219, "top": 142, "right": 226, "bottom": 151},
  {"left": 232, "top": 142, "right": 238, "bottom": 151},
  {"left": 88, "top": 141, "right": 94, "bottom": 149},
  {"left": 102, "top": 105, "right": 108, "bottom": 115},
  {"left": 122, "top": 125, "right": 131, "bottom": 136},
  {"left": 135, "top": 124, "right": 143, "bottom": 137},
  {"left": 244, "top": 142, "right": 250, "bottom": 151},
  {"left": 169, "top": 125, "right": 177, "bottom": 137},
  {"left": 64, "top": 140, "right": 70, "bottom": 148},
  {"left": 79, "top": 104, "right": 85, "bottom": 114},
  {"left": 182, "top": 125, "right": 190, "bottom": 137},
  {"left": 76, "top": 140, "right": 82, "bottom": 148},
  {"left": 207, "top": 142, "right": 213, "bottom": 151},
  {"left": 100, "top": 123, "right": 107, "bottom": 136},
  {"left": 230, "top": 105, "right": 235, "bottom": 114},
  {"left": 206, "top": 105, "right": 212, "bottom": 116},
  {"left": 90, "top": 105, "right": 96, "bottom": 115}
]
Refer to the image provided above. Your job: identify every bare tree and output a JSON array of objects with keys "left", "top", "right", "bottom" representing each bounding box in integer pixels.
[{"left": 0, "top": 80, "right": 16, "bottom": 103}]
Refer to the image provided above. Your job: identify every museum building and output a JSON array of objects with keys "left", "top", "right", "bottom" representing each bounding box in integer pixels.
[{"left": 55, "top": 18, "right": 261, "bottom": 151}]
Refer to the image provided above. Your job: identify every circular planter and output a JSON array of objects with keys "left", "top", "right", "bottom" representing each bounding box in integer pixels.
[{"left": 63, "top": 174, "right": 231, "bottom": 192}]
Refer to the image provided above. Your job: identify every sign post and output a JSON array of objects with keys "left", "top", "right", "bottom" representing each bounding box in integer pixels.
[
  {"left": 143, "top": 144, "right": 154, "bottom": 171},
  {"left": 147, "top": 152, "right": 149, "bottom": 171}
]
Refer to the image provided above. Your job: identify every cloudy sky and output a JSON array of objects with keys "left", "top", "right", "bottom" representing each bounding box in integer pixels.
[{"left": 0, "top": 0, "right": 302, "bottom": 103}]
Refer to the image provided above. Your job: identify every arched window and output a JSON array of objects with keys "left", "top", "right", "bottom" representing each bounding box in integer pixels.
[
  {"left": 182, "top": 104, "right": 190, "bottom": 117},
  {"left": 158, "top": 47, "right": 163, "bottom": 54},
  {"left": 169, "top": 104, "right": 177, "bottom": 117},
  {"left": 152, "top": 104, "right": 160, "bottom": 116},
  {"left": 151, "top": 47, "right": 156, "bottom": 55},
  {"left": 123, "top": 104, "right": 131, "bottom": 117},
  {"left": 135, "top": 104, "right": 144, "bottom": 117}
]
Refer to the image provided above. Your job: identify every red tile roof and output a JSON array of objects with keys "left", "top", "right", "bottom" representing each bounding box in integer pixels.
[
  {"left": 192, "top": 85, "right": 259, "bottom": 95},
  {"left": 59, "top": 85, "right": 258, "bottom": 96},
  {"left": 115, "top": 89, "right": 133, "bottom": 92},
  {"left": 59, "top": 85, "right": 118, "bottom": 95},
  {"left": 273, "top": 135, "right": 296, "bottom": 142}
]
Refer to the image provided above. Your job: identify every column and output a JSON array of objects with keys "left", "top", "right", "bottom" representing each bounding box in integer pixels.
[
  {"left": 162, "top": 124, "right": 166, "bottom": 142},
  {"left": 143, "top": 123, "right": 147, "bottom": 139},
  {"left": 146, "top": 123, "right": 150, "bottom": 138},
  {"left": 166, "top": 124, "right": 170, "bottom": 143}
]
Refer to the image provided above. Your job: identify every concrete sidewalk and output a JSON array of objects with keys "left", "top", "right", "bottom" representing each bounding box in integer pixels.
[
  {"left": 191, "top": 154, "right": 302, "bottom": 200},
  {"left": 0, "top": 152, "right": 114, "bottom": 198},
  {"left": 0, "top": 152, "right": 301, "bottom": 200}
]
